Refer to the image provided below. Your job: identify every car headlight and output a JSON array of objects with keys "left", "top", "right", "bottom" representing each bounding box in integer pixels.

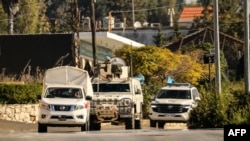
[
  {"left": 119, "top": 98, "right": 132, "bottom": 106},
  {"left": 182, "top": 105, "right": 192, "bottom": 112},
  {"left": 74, "top": 105, "right": 84, "bottom": 110},
  {"left": 183, "top": 105, "right": 191, "bottom": 109},
  {"left": 150, "top": 104, "right": 157, "bottom": 108},
  {"left": 40, "top": 103, "right": 51, "bottom": 111}
]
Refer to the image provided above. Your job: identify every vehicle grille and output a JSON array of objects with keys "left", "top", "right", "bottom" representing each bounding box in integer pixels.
[
  {"left": 91, "top": 99, "right": 119, "bottom": 106},
  {"left": 90, "top": 99, "right": 131, "bottom": 114},
  {"left": 152, "top": 104, "right": 188, "bottom": 113},
  {"left": 53, "top": 105, "right": 72, "bottom": 111},
  {"left": 51, "top": 115, "right": 73, "bottom": 119}
]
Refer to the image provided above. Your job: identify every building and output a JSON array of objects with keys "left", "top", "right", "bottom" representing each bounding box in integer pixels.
[
  {"left": 79, "top": 31, "right": 145, "bottom": 69},
  {"left": 178, "top": 6, "right": 205, "bottom": 28},
  {"left": 0, "top": 34, "right": 75, "bottom": 79}
]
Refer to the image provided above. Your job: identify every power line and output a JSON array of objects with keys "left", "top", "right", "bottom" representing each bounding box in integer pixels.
[{"left": 110, "top": 2, "right": 186, "bottom": 14}]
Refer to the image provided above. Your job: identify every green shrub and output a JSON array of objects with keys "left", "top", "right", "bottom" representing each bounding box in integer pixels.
[
  {"left": 0, "top": 83, "right": 42, "bottom": 104},
  {"left": 142, "top": 81, "right": 162, "bottom": 118},
  {"left": 190, "top": 90, "right": 228, "bottom": 128},
  {"left": 190, "top": 81, "right": 250, "bottom": 128}
]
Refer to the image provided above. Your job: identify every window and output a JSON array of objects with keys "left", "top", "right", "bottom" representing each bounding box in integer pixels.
[
  {"left": 134, "top": 85, "right": 141, "bottom": 94},
  {"left": 92, "top": 84, "right": 130, "bottom": 92},
  {"left": 157, "top": 90, "right": 191, "bottom": 99},
  {"left": 45, "top": 88, "right": 83, "bottom": 99}
]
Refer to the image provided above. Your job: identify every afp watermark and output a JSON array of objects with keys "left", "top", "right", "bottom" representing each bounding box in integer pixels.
[{"left": 224, "top": 125, "right": 250, "bottom": 141}]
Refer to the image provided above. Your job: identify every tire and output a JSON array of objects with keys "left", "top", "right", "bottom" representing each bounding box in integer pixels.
[
  {"left": 90, "top": 122, "right": 101, "bottom": 131},
  {"left": 81, "top": 125, "right": 86, "bottom": 132},
  {"left": 135, "top": 106, "right": 143, "bottom": 129},
  {"left": 38, "top": 123, "right": 47, "bottom": 133},
  {"left": 158, "top": 121, "right": 165, "bottom": 129},
  {"left": 134, "top": 119, "right": 142, "bottom": 129},
  {"left": 81, "top": 120, "right": 89, "bottom": 132},
  {"left": 188, "top": 111, "right": 197, "bottom": 129},
  {"left": 125, "top": 118, "right": 133, "bottom": 129},
  {"left": 187, "top": 117, "right": 196, "bottom": 129},
  {"left": 150, "top": 120, "right": 157, "bottom": 128}
]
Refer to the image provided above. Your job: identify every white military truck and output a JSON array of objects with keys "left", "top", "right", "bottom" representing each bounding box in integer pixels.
[
  {"left": 37, "top": 66, "right": 93, "bottom": 133},
  {"left": 149, "top": 83, "right": 201, "bottom": 128},
  {"left": 90, "top": 57, "right": 144, "bottom": 130}
]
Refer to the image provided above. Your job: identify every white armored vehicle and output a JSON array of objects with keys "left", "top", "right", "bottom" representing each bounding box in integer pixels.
[
  {"left": 38, "top": 66, "right": 93, "bottom": 133},
  {"left": 90, "top": 57, "right": 144, "bottom": 130},
  {"left": 149, "top": 83, "right": 201, "bottom": 128}
]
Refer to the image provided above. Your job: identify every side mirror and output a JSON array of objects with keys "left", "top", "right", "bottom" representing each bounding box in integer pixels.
[
  {"left": 151, "top": 96, "right": 155, "bottom": 101},
  {"left": 195, "top": 97, "right": 201, "bottom": 101},
  {"left": 86, "top": 95, "right": 92, "bottom": 100},
  {"left": 135, "top": 89, "right": 141, "bottom": 94}
]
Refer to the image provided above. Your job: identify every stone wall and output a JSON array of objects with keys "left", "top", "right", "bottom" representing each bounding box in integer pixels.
[{"left": 0, "top": 104, "right": 38, "bottom": 123}]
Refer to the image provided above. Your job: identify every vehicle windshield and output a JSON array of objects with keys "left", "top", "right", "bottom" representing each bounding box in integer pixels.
[
  {"left": 45, "top": 88, "right": 83, "bottom": 99},
  {"left": 92, "top": 84, "right": 130, "bottom": 92},
  {"left": 156, "top": 90, "right": 191, "bottom": 99}
]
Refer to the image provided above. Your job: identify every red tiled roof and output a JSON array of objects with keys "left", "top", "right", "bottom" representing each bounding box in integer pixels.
[{"left": 179, "top": 7, "right": 204, "bottom": 20}]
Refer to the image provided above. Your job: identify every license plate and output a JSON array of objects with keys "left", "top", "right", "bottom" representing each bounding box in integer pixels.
[
  {"left": 166, "top": 114, "right": 174, "bottom": 117},
  {"left": 58, "top": 118, "right": 66, "bottom": 121}
]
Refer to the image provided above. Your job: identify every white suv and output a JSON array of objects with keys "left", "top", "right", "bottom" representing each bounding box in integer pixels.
[{"left": 149, "top": 83, "right": 201, "bottom": 128}]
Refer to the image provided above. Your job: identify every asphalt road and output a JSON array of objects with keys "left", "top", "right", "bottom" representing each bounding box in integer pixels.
[
  {"left": 0, "top": 119, "right": 150, "bottom": 133},
  {"left": 0, "top": 128, "right": 224, "bottom": 141},
  {"left": 0, "top": 119, "right": 224, "bottom": 141},
  {"left": 0, "top": 119, "right": 188, "bottom": 133},
  {"left": 0, "top": 119, "right": 117, "bottom": 133},
  {"left": 0, "top": 119, "right": 37, "bottom": 133}
]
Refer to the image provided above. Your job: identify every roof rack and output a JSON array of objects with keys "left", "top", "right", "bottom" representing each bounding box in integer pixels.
[{"left": 166, "top": 83, "right": 191, "bottom": 87}]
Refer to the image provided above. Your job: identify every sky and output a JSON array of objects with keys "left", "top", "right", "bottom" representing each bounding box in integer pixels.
[{"left": 185, "top": 0, "right": 198, "bottom": 4}]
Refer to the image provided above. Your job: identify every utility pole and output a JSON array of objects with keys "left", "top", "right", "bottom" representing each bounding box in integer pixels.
[
  {"left": 90, "top": 0, "right": 97, "bottom": 67},
  {"left": 213, "top": 0, "right": 221, "bottom": 94},
  {"left": 108, "top": 11, "right": 112, "bottom": 32},
  {"left": 244, "top": 0, "right": 250, "bottom": 93},
  {"left": 132, "top": 0, "right": 135, "bottom": 29}
]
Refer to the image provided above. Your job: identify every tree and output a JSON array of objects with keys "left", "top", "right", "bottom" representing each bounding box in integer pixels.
[
  {"left": 1, "top": 0, "right": 20, "bottom": 34},
  {"left": 153, "top": 24, "right": 167, "bottom": 47},
  {"left": 1, "top": 0, "right": 49, "bottom": 34},
  {"left": 146, "top": 0, "right": 158, "bottom": 24},
  {"left": 37, "top": 0, "right": 50, "bottom": 33},
  {"left": 193, "top": 0, "right": 244, "bottom": 40},
  {"left": 14, "top": 0, "right": 42, "bottom": 33},
  {"left": 116, "top": 45, "right": 204, "bottom": 85},
  {"left": 0, "top": 1, "right": 8, "bottom": 34},
  {"left": 191, "top": 5, "right": 213, "bottom": 29},
  {"left": 198, "top": 0, "right": 211, "bottom": 7},
  {"left": 167, "top": 20, "right": 183, "bottom": 42},
  {"left": 173, "top": 53, "right": 203, "bottom": 85},
  {"left": 218, "top": 0, "right": 244, "bottom": 39},
  {"left": 45, "top": 0, "right": 70, "bottom": 33}
]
